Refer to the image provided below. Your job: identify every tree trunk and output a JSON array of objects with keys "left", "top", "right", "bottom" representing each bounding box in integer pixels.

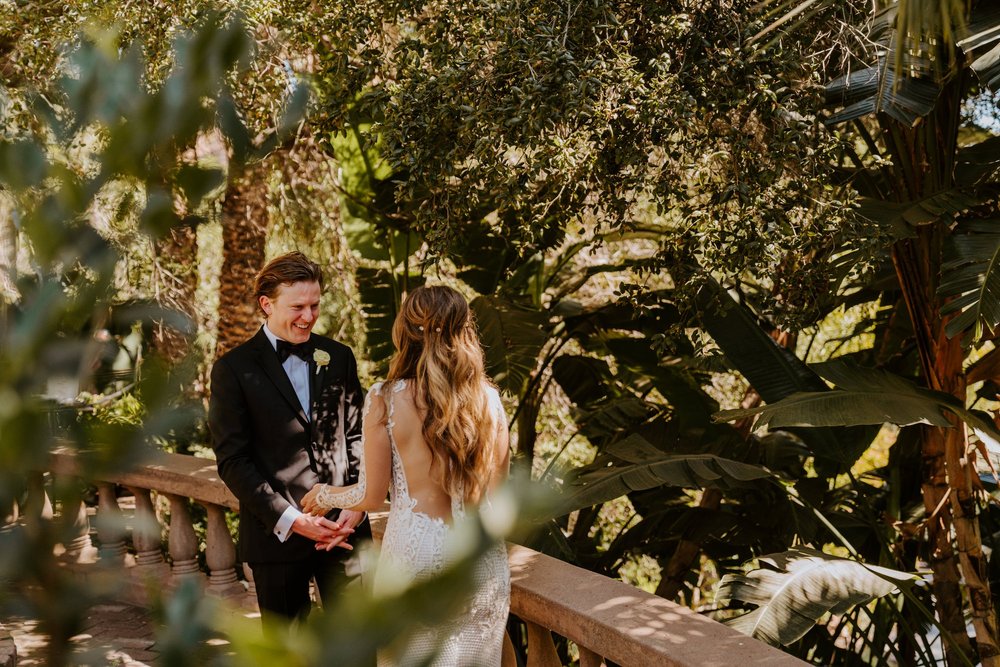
[
  {"left": 892, "top": 235, "right": 977, "bottom": 666},
  {"left": 152, "top": 131, "right": 229, "bottom": 365},
  {"left": 880, "top": 45, "right": 998, "bottom": 658},
  {"left": 937, "top": 307, "right": 1000, "bottom": 664},
  {"left": 214, "top": 159, "right": 273, "bottom": 359},
  {"left": 151, "top": 223, "right": 198, "bottom": 364}
]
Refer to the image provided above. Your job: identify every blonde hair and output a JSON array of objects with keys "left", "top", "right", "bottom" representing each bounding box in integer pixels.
[{"left": 386, "top": 285, "right": 498, "bottom": 504}]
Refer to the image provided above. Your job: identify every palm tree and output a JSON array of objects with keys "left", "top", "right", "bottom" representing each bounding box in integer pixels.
[{"left": 214, "top": 158, "right": 272, "bottom": 358}]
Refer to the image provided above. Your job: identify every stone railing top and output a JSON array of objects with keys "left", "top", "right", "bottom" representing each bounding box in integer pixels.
[
  {"left": 49, "top": 449, "right": 238, "bottom": 510},
  {"left": 508, "top": 545, "right": 806, "bottom": 667}
]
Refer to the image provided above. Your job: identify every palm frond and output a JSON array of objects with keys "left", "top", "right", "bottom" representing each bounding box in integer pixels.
[{"left": 856, "top": 188, "right": 983, "bottom": 232}]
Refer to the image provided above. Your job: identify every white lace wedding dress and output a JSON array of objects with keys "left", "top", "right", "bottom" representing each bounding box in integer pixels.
[{"left": 316, "top": 380, "right": 510, "bottom": 667}]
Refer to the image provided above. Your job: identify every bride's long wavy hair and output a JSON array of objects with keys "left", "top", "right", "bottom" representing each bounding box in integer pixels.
[{"left": 386, "top": 285, "right": 498, "bottom": 504}]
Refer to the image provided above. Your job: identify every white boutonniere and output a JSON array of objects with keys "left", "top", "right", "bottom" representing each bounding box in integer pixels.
[{"left": 313, "top": 349, "right": 331, "bottom": 375}]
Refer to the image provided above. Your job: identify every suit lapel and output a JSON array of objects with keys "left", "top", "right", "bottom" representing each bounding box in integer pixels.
[{"left": 250, "top": 328, "right": 310, "bottom": 430}]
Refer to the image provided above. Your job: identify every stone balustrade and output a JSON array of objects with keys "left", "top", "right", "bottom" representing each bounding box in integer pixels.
[{"left": 14, "top": 451, "right": 805, "bottom": 666}]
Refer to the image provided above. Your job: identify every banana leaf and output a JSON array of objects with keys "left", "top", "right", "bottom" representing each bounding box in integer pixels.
[
  {"left": 697, "top": 280, "right": 878, "bottom": 471},
  {"left": 717, "top": 359, "right": 1000, "bottom": 467},
  {"left": 717, "top": 548, "right": 917, "bottom": 646},
  {"left": 825, "top": 55, "right": 940, "bottom": 127},
  {"left": 856, "top": 189, "right": 983, "bottom": 233},
  {"left": 955, "top": 136, "right": 1000, "bottom": 187},
  {"left": 471, "top": 295, "right": 549, "bottom": 394},
  {"left": 939, "top": 219, "right": 1000, "bottom": 341},
  {"left": 449, "top": 221, "right": 517, "bottom": 295},
  {"left": 356, "top": 267, "right": 424, "bottom": 369},
  {"left": 556, "top": 435, "right": 775, "bottom": 515}
]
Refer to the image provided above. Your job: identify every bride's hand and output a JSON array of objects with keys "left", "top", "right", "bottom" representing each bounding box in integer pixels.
[{"left": 301, "top": 484, "right": 329, "bottom": 516}]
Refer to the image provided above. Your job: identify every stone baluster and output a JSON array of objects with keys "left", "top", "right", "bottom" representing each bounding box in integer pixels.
[
  {"left": 24, "top": 472, "right": 53, "bottom": 527},
  {"left": 62, "top": 497, "right": 96, "bottom": 563},
  {"left": 3, "top": 497, "right": 18, "bottom": 525},
  {"left": 578, "top": 646, "right": 606, "bottom": 667},
  {"left": 165, "top": 494, "right": 201, "bottom": 578},
  {"left": 204, "top": 503, "right": 242, "bottom": 598},
  {"left": 96, "top": 482, "right": 127, "bottom": 563},
  {"left": 525, "top": 621, "right": 561, "bottom": 667},
  {"left": 128, "top": 487, "right": 165, "bottom": 569}
]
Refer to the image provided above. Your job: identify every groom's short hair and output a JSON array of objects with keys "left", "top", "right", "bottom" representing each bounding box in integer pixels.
[{"left": 253, "top": 252, "right": 323, "bottom": 308}]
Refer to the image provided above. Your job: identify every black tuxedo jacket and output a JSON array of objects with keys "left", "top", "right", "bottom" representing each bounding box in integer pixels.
[{"left": 208, "top": 327, "right": 365, "bottom": 563}]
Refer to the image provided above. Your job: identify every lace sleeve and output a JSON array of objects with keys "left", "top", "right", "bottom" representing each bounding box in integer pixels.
[{"left": 311, "top": 383, "right": 383, "bottom": 513}]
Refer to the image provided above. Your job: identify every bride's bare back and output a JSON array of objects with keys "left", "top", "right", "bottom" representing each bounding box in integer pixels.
[{"left": 376, "top": 380, "right": 509, "bottom": 522}]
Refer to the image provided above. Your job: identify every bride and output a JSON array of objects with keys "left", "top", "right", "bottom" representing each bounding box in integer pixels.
[{"left": 301, "top": 285, "right": 511, "bottom": 666}]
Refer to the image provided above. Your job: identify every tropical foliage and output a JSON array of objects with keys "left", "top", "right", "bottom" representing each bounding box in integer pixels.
[{"left": 3, "top": 0, "right": 1000, "bottom": 665}]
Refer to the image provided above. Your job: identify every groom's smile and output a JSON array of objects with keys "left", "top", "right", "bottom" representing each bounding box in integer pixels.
[{"left": 259, "top": 280, "right": 321, "bottom": 344}]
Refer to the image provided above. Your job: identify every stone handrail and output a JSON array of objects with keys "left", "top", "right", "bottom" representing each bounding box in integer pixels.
[{"left": 19, "top": 451, "right": 806, "bottom": 666}]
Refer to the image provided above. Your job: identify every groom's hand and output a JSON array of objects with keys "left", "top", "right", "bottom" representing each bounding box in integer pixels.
[
  {"left": 291, "top": 514, "right": 354, "bottom": 548},
  {"left": 315, "top": 510, "right": 366, "bottom": 552}
]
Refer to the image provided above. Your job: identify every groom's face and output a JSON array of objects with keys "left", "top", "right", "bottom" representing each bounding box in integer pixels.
[{"left": 260, "top": 280, "right": 321, "bottom": 344}]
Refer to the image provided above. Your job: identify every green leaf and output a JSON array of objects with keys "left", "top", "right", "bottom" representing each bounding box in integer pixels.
[
  {"left": 717, "top": 548, "right": 917, "bottom": 646},
  {"left": 356, "top": 267, "right": 424, "bottom": 369},
  {"left": 0, "top": 140, "right": 46, "bottom": 191},
  {"left": 825, "top": 55, "right": 940, "bottom": 127},
  {"left": 960, "top": 6, "right": 1000, "bottom": 91},
  {"left": 955, "top": 136, "right": 1000, "bottom": 187},
  {"left": 716, "top": 359, "right": 1000, "bottom": 466},
  {"left": 557, "top": 436, "right": 775, "bottom": 515},
  {"left": 449, "top": 221, "right": 517, "bottom": 294},
  {"left": 717, "top": 361, "right": 956, "bottom": 428},
  {"left": 697, "top": 279, "right": 877, "bottom": 469},
  {"left": 856, "top": 189, "right": 983, "bottom": 232},
  {"left": 939, "top": 219, "right": 1000, "bottom": 341},
  {"left": 331, "top": 124, "right": 420, "bottom": 265},
  {"left": 471, "top": 295, "right": 549, "bottom": 393}
]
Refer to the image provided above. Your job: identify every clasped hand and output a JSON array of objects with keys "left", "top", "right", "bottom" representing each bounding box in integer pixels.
[
  {"left": 300, "top": 483, "right": 330, "bottom": 516},
  {"left": 291, "top": 512, "right": 353, "bottom": 552},
  {"left": 297, "top": 485, "right": 365, "bottom": 552}
]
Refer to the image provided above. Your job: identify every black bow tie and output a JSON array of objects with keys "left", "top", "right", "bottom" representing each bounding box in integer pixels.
[{"left": 276, "top": 338, "right": 313, "bottom": 363}]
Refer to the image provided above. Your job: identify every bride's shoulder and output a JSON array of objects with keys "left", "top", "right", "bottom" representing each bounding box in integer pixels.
[
  {"left": 366, "top": 379, "right": 408, "bottom": 398},
  {"left": 483, "top": 383, "right": 505, "bottom": 414}
]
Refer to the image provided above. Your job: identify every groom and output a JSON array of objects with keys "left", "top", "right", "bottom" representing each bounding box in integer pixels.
[{"left": 209, "top": 251, "right": 369, "bottom": 622}]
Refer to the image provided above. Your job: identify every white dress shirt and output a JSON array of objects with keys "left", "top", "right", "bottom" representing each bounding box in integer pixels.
[{"left": 263, "top": 323, "right": 310, "bottom": 542}]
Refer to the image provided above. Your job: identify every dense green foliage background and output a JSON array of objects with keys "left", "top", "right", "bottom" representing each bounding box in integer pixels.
[{"left": 3, "top": 0, "right": 1000, "bottom": 664}]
